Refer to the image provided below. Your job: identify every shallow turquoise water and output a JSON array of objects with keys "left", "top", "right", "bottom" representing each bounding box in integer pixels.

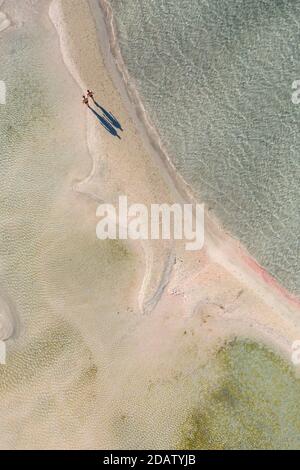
[{"left": 109, "top": 0, "right": 300, "bottom": 295}]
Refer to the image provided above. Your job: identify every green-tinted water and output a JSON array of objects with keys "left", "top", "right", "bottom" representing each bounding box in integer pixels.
[{"left": 109, "top": 0, "right": 300, "bottom": 296}]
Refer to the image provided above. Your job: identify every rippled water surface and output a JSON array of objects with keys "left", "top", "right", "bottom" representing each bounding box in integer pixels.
[{"left": 109, "top": 0, "right": 300, "bottom": 295}]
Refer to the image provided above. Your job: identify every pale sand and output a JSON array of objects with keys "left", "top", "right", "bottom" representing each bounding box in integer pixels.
[
  {"left": 0, "top": 13, "right": 10, "bottom": 33},
  {"left": 0, "top": 295, "right": 17, "bottom": 341},
  {"left": 50, "top": 0, "right": 181, "bottom": 315}
]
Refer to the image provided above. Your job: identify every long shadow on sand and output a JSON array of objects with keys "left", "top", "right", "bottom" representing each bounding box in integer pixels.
[
  {"left": 88, "top": 105, "right": 121, "bottom": 139},
  {"left": 92, "top": 99, "right": 123, "bottom": 132}
]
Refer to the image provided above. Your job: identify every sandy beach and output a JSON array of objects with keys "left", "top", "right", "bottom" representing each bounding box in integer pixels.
[
  {"left": 49, "top": 0, "right": 300, "bottom": 355},
  {"left": 0, "top": 0, "right": 299, "bottom": 450}
]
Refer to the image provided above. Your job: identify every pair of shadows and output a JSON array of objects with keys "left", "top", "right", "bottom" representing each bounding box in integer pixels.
[{"left": 88, "top": 100, "right": 123, "bottom": 139}]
